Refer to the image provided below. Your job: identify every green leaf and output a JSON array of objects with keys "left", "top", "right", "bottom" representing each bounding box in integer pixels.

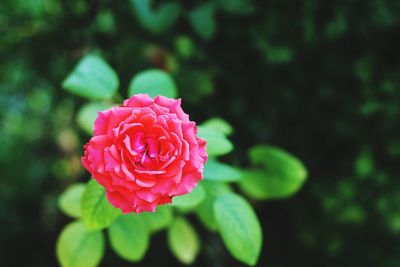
[
  {"left": 214, "top": 193, "right": 262, "bottom": 266},
  {"left": 197, "top": 126, "right": 233, "bottom": 156},
  {"left": 76, "top": 102, "right": 114, "bottom": 134},
  {"left": 62, "top": 55, "right": 119, "bottom": 100},
  {"left": 81, "top": 180, "right": 121, "bottom": 230},
  {"left": 141, "top": 205, "right": 173, "bottom": 233},
  {"left": 167, "top": 217, "right": 200, "bottom": 265},
  {"left": 128, "top": 69, "right": 177, "bottom": 98},
  {"left": 218, "top": 0, "right": 254, "bottom": 15},
  {"left": 95, "top": 11, "right": 116, "bottom": 33},
  {"left": 241, "top": 170, "right": 306, "bottom": 199},
  {"left": 355, "top": 149, "right": 374, "bottom": 177},
  {"left": 325, "top": 12, "right": 347, "bottom": 39},
  {"left": 131, "top": 0, "right": 181, "bottom": 34},
  {"left": 56, "top": 221, "right": 104, "bottom": 267},
  {"left": 175, "top": 36, "right": 195, "bottom": 59},
  {"left": 266, "top": 46, "right": 293, "bottom": 64},
  {"left": 177, "top": 70, "right": 214, "bottom": 101},
  {"left": 108, "top": 215, "right": 149, "bottom": 262},
  {"left": 195, "top": 181, "right": 231, "bottom": 231},
  {"left": 189, "top": 3, "right": 216, "bottom": 40},
  {"left": 255, "top": 40, "right": 293, "bottom": 64},
  {"left": 172, "top": 184, "right": 205, "bottom": 210},
  {"left": 238, "top": 170, "right": 271, "bottom": 200},
  {"left": 58, "top": 183, "right": 86, "bottom": 218},
  {"left": 201, "top": 117, "right": 233, "bottom": 136},
  {"left": 204, "top": 158, "right": 242, "bottom": 182},
  {"left": 242, "top": 145, "right": 307, "bottom": 199}
]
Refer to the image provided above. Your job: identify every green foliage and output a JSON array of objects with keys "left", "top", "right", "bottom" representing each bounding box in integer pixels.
[
  {"left": 240, "top": 145, "right": 307, "bottom": 199},
  {"left": 56, "top": 221, "right": 104, "bottom": 267},
  {"left": 81, "top": 180, "right": 120, "bottom": 230},
  {"left": 249, "top": 145, "right": 307, "bottom": 180},
  {"left": 130, "top": 0, "right": 181, "bottom": 34},
  {"left": 58, "top": 183, "right": 86, "bottom": 218},
  {"left": 189, "top": 3, "right": 216, "bottom": 40},
  {"left": 355, "top": 149, "right": 374, "bottom": 177},
  {"left": 217, "top": 0, "right": 254, "bottom": 15},
  {"left": 140, "top": 205, "right": 173, "bottom": 233},
  {"left": 325, "top": 12, "right": 347, "bottom": 39},
  {"left": 239, "top": 170, "right": 270, "bottom": 200},
  {"left": 128, "top": 69, "right": 177, "bottom": 98},
  {"left": 108, "top": 215, "right": 149, "bottom": 262},
  {"left": 175, "top": 36, "right": 195, "bottom": 59},
  {"left": 196, "top": 181, "right": 231, "bottom": 231},
  {"left": 197, "top": 126, "right": 233, "bottom": 156},
  {"left": 214, "top": 193, "right": 262, "bottom": 266},
  {"left": 172, "top": 183, "right": 205, "bottom": 210},
  {"left": 94, "top": 11, "right": 116, "bottom": 33},
  {"left": 76, "top": 102, "right": 114, "bottom": 134},
  {"left": 167, "top": 217, "right": 200, "bottom": 265},
  {"left": 177, "top": 70, "right": 214, "bottom": 102},
  {"left": 256, "top": 41, "right": 293, "bottom": 64},
  {"left": 201, "top": 117, "right": 234, "bottom": 136},
  {"left": 4, "top": 0, "right": 400, "bottom": 266},
  {"left": 203, "top": 158, "right": 242, "bottom": 182},
  {"left": 62, "top": 55, "right": 119, "bottom": 100}
]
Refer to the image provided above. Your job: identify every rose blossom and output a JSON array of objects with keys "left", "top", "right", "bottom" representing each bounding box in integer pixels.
[{"left": 81, "top": 94, "right": 207, "bottom": 213}]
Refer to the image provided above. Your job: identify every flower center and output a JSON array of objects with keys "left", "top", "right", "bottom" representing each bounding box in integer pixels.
[{"left": 124, "top": 131, "right": 174, "bottom": 171}]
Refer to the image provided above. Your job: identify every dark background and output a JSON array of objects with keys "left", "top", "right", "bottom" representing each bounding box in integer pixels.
[{"left": 1, "top": 0, "right": 400, "bottom": 266}]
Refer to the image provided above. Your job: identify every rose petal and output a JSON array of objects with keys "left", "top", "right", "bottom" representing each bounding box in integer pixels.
[{"left": 123, "top": 94, "right": 153, "bottom": 107}]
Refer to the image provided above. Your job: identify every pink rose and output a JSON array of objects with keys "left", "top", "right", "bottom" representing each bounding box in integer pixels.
[{"left": 81, "top": 94, "right": 207, "bottom": 213}]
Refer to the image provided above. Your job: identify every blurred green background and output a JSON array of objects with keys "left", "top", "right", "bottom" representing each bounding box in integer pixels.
[{"left": 1, "top": 0, "right": 400, "bottom": 266}]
